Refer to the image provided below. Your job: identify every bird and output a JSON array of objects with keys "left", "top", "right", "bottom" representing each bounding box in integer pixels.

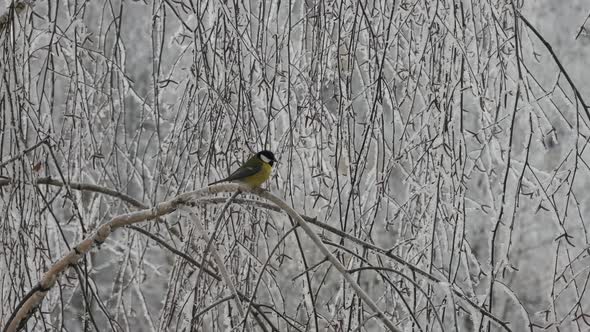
[{"left": 208, "top": 150, "right": 277, "bottom": 188}]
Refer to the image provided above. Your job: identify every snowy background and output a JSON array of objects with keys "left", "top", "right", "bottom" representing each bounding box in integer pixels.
[{"left": 1, "top": 0, "right": 590, "bottom": 331}]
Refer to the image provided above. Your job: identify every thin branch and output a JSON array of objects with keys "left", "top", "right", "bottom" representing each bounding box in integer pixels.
[
  {"left": 179, "top": 196, "right": 250, "bottom": 330},
  {"left": 254, "top": 188, "right": 401, "bottom": 332},
  {"left": 517, "top": 11, "right": 589, "bottom": 115},
  {"left": 0, "top": 138, "right": 48, "bottom": 169}
]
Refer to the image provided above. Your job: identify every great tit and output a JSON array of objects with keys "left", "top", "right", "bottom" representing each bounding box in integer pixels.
[{"left": 209, "top": 150, "right": 277, "bottom": 188}]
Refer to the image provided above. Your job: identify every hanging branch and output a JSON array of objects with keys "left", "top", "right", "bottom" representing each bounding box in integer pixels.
[
  {"left": 178, "top": 192, "right": 252, "bottom": 331},
  {"left": 517, "top": 11, "right": 589, "bottom": 115}
]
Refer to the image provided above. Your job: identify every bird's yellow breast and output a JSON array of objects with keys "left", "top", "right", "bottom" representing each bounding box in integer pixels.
[{"left": 239, "top": 162, "right": 272, "bottom": 188}]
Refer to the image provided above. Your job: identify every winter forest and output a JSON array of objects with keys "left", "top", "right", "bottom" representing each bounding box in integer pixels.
[{"left": 1, "top": 0, "right": 590, "bottom": 331}]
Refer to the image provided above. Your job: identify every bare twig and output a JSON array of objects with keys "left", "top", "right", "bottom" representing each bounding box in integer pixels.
[{"left": 0, "top": 138, "right": 48, "bottom": 169}]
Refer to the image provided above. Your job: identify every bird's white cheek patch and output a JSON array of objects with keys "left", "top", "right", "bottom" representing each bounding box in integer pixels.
[{"left": 261, "top": 155, "right": 271, "bottom": 163}]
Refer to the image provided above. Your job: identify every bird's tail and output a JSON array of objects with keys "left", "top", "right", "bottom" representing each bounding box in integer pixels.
[{"left": 208, "top": 179, "right": 225, "bottom": 186}]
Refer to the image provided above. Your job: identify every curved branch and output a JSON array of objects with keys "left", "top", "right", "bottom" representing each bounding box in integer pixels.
[
  {"left": 517, "top": 11, "right": 589, "bottom": 116},
  {"left": 252, "top": 188, "right": 401, "bottom": 332},
  {"left": 2, "top": 187, "right": 198, "bottom": 332},
  {"left": 3, "top": 178, "right": 508, "bottom": 331}
]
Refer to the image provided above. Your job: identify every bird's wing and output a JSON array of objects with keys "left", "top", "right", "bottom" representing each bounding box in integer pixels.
[{"left": 222, "top": 163, "right": 262, "bottom": 182}]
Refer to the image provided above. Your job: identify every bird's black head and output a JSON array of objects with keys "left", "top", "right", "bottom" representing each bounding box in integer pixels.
[{"left": 258, "top": 150, "right": 276, "bottom": 166}]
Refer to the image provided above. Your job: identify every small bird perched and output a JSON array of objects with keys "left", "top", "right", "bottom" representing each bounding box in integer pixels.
[{"left": 209, "top": 150, "right": 277, "bottom": 189}]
